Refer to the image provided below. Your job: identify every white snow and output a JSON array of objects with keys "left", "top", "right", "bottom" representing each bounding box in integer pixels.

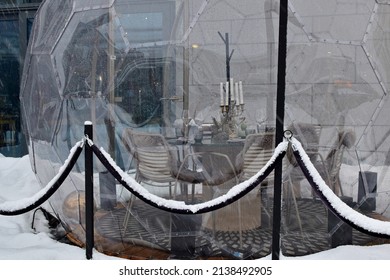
[
  {"left": 0, "top": 153, "right": 116, "bottom": 260},
  {"left": 0, "top": 140, "right": 83, "bottom": 213}
]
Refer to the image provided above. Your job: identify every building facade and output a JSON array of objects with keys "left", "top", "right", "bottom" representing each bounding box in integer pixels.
[{"left": 0, "top": 0, "right": 42, "bottom": 156}]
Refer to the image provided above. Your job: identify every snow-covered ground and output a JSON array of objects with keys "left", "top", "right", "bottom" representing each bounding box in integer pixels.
[{"left": 0, "top": 154, "right": 116, "bottom": 260}]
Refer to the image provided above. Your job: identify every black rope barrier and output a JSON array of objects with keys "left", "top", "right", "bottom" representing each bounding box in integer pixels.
[
  {"left": 0, "top": 141, "right": 83, "bottom": 216},
  {"left": 290, "top": 137, "right": 390, "bottom": 239},
  {"left": 89, "top": 140, "right": 288, "bottom": 215}
]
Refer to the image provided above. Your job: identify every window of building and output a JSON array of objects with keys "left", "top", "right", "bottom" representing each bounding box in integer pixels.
[{"left": 0, "top": 1, "right": 42, "bottom": 156}]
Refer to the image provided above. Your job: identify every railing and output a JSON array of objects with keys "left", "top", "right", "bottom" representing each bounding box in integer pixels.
[{"left": 0, "top": 122, "right": 389, "bottom": 260}]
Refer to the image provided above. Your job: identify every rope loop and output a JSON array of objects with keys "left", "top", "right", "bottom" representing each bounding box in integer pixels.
[
  {"left": 0, "top": 140, "right": 84, "bottom": 216},
  {"left": 90, "top": 140, "right": 288, "bottom": 214},
  {"left": 290, "top": 136, "right": 390, "bottom": 238},
  {"left": 283, "top": 129, "right": 293, "bottom": 140}
]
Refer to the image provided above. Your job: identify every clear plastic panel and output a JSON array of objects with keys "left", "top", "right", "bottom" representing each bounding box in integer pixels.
[
  {"left": 19, "top": 0, "right": 390, "bottom": 259},
  {"left": 283, "top": 0, "right": 390, "bottom": 256},
  {"left": 30, "top": 1, "right": 73, "bottom": 54}
]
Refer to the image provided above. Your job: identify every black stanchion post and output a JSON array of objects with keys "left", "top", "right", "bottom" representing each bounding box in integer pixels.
[
  {"left": 84, "top": 121, "right": 94, "bottom": 259},
  {"left": 272, "top": 0, "right": 288, "bottom": 260},
  {"left": 358, "top": 171, "right": 377, "bottom": 212}
]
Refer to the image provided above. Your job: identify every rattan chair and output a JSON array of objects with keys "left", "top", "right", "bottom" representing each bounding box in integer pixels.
[
  {"left": 284, "top": 123, "right": 323, "bottom": 196},
  {"left": 284, "top": 124, "right": 356, "bottom": 233},
  {"left": 283, "top": 123, "right": 323, "bottom": 232},
  {"left": 234, "top": 132, "right": 275, "bottom": 228},
  {"left": 286, "top": 125, "right": 355, "bottom": 196},
  {"left": 121, "top": 128, "right": 209, "bottom": 235},
  {"left": 237, "top": 132, "right": 274, "bottom": 182},
  {"left": 317, "top": 129, "right": 356, "bottom": 196}
]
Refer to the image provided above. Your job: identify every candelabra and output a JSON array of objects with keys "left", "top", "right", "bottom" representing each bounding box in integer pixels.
[
  {"left": 219, "top": 79, "right": 245, "bottom": 139},
  {"left": 213, "top": 32, "right": 246, "bottom": 140}
]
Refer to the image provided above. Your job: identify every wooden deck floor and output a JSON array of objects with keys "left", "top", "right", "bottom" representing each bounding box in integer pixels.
[
  {"left": 63, "top": 207, "right": 228, "bottom": 260},
  {"left": 66, "top": 227, "right": 226, "bottom": 260}
]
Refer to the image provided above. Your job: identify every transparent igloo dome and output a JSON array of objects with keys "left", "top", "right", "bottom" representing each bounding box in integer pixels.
[{"left": 20, "top": 0, "right": 390, "bottom": 259}]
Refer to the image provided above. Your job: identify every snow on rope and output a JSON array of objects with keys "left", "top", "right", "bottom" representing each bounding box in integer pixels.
[
  {"left": 88, "top": 139, "right": 288, "bottom": 214},
  {"left": 290, "top": 137, "right": 390, "bottom": 239},
  {"left": 0, "top": 140, "right": 84, "bottom": 216}
]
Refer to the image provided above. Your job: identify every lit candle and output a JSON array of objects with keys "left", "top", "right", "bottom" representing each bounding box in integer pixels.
[
  {"left": 239, "top": 81, "right": 244, "bottom": 105},
  {"left": 225, "top": 81, "right": 229, "bottom": 106},
  {"left": 235, "top": 82, "right": 239, "bottom": 105},
  {"left": 220, "top": 82, "right": 224, "bottom": 106},
  {"left": 230, "top": 78, "right": 234, "bottom": 101}
]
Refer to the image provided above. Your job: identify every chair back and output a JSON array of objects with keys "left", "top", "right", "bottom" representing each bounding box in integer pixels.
[
  {"left": 286, "top": 123, "right": 322, "bottom": 166},
  {"left": 241, "top": 132, "right": 275, "bottom": 183},
  {"left": 122, "top": 129, "right": 174, "bottom": 183},
  {"left": 324, "top": 129, "right": 356, "bottom": 193}
]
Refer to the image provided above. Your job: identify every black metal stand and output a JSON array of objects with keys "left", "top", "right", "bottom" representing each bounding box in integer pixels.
[
  {"left": 358, "top": 171, "right": 377, "bottom": 212},
  {"left": 272, "top": 0, "right": 288, "bottom": 260},
  {"left": 170, "top": 214, "right": 201, "bottom": 259},
  {"left": 85, "top": 122, "right": 94, "bottom": 259},
  {"left": 99, "top": 171, "right": 116, "bottom": 210},
  {"left": 328, "top": 196, "right": 353, "bottom": 247},
  {"left": 218, "top": 31, "right": 234, "bottom": 103}
]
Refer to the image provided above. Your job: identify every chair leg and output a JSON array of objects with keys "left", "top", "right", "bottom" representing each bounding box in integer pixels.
[
  {"left": 291, "top": 181, "right": 302, "bottom": 198},
  {"left": 122, "top": 172, "right": 142, "bottom": 237},
  {"left": 290, "top": 186, "right": 303, "bottom": 234},
  {"left": 259, "top": 186, "right": 271, "bottom": 227},
  {"left": 238, "top": 199, "right": 243, "bottom": 248},
  {"left": 122, "top": 193, "right": 136, "bottom": 236},
  {"left": 191, "top": 183, "right": 195, "bottom": 203},
  {"left": 206, "top": 183, "right": 218, "bottom": 240},
  {"left": 212, "top": 211, "right": 216, "bottom": 238},
  {"left": 284, "top": 181, "right": 303, "bottom": 235},
  {"left": 335, "top": 176, "right": 343, "bottom": 196}
]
